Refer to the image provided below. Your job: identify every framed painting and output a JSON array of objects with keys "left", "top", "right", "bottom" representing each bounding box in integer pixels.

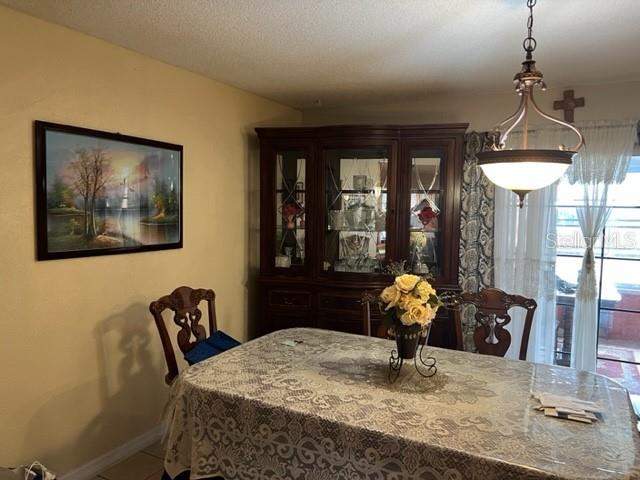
[{"left": 35, "top": 121, "right": 183, "bottom": 260}]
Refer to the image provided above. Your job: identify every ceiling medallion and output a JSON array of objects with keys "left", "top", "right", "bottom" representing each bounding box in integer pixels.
[{"left": 477, "top": 0, "right": 584, "bottom": 207}]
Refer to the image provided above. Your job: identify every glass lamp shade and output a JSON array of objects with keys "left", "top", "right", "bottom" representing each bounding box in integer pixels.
[
  {"left": 477, "top": 149, "right": 575, "bottom": 206},
  {"left": 479, "top": 161, "right": 570, "bottom": 191}
]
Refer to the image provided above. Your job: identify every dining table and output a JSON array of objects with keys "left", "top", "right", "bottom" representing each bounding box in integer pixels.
[{"left": 162, "top": 327, "right": 640, "bottom": 480}]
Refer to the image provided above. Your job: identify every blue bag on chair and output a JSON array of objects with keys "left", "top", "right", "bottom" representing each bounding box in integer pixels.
[
  {"left": 184, "top": 342, "right": 223, "bottom": 365},
  {"left": 207, "top": 330, "right": 241, "bottom": 351},
  {"left": 184, "top": 330, "right": 241, "bottom": 365}
]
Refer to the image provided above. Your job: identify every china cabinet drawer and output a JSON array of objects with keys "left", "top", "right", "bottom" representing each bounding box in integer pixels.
[
  {"left": 269, "top": 290, "right": 311, "bottom": 309},
  {"left": 267, "top": 312, "right": 315, "bottom": 332},
  {"left": 317, "top": 313, "right": 362, "bottom": 335},
  {"left": 318, "top": 293, "right": 361, "bottom": 312}
]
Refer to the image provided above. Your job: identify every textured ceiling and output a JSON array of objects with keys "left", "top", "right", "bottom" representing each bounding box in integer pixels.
[{"left": 4, "top": 0, "right": 640, "bottom": 108}]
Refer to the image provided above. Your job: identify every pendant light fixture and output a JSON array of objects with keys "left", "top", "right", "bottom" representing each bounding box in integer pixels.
[{"left": 477, "top": 0, "right": 584, "bottom": 207}]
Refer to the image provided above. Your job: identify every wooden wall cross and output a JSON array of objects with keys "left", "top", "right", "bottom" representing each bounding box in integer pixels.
[{"left": 553, "top": 89, "right": 585, "bottom": 123}]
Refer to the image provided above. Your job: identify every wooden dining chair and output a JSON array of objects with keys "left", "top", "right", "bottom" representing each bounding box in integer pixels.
[
  {"left": 361, "top": 290, "right": 391, "bottom": 339},
  {"left": 150, "top": 286, "right": 217, "bottom": 385},
  {"left": 450, "top": 287, "right": 537, "bottom": 360}
]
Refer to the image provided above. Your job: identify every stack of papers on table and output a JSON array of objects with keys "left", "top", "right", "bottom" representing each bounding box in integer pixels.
[{"left": 533, "top": 392, "right": 603, "bottom": 424}]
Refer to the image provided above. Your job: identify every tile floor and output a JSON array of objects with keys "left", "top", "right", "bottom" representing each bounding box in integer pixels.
[{"left": 94, "top": 441, "right": 165, "bottom": 480}]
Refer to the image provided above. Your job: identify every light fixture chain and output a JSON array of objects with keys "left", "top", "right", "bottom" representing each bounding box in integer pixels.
[
  {"left": 478, "top": 0, "right": 584, "bottom": 208},
  {"left": 523, "top": 0, "right": 537, "bottom": 60}
]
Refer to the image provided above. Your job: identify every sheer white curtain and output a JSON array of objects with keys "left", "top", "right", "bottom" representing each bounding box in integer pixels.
[
  {"left": 494, "top": 121, "right": 637, "bottom": 367},
  {"left": 494, "top": 130, "right": 558, "bottom": 363},
  {"left": 568, "top": 120, "right": 637, "bottom": 372}
]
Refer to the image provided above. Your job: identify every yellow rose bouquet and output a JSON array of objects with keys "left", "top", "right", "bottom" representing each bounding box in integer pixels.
[
  {"left": 363, "top": 264, "right": 441, "bottom": 381},
  {"left": 380, "top": 273, "right": 440, "bottom": 329},
  {"left": 367, "top": 272, "right": 441, "bottom": 369}
]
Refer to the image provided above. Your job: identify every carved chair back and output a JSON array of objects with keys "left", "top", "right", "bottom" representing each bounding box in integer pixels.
[
  {"left": 450, "top": 288, "right": 537, "bottom": 360},
  {"left": 149, "top": 286, "right": 217, "bottom": 384},
  {"left": 361, "top": 290, "right": 391, "bottom": 339}
]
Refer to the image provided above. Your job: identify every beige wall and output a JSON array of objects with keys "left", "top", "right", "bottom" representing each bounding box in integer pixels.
[
  {"left": 303, "top": 81, "right": 640, "bottom": 131},
  {"left": 0, "top": 6, "right": 300, "bottom": 474}
]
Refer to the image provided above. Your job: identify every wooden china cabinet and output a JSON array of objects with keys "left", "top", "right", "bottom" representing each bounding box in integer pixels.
[{"left": 256, "top": 124, "right": 467, "bottom": 349}]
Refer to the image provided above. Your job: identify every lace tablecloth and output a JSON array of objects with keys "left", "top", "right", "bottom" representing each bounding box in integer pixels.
[{"left": 163, "top": 328, "right": 640, "bottom": 480}]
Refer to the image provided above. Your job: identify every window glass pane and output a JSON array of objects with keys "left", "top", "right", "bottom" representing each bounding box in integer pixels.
[
  {"left": 599, "top": 309, "right": 640, "bottom": 360},
  {"left": 556, "top": 207, "right": 585, "bottom": 256},
  {"left": 554, "top": 156, "right": 640, "bottom": 372},
  {"left": 607, "top": 157, "right": 640, "bottom": 207},
  {"left": 408, "top": 152, "right": 442, "bottom": 276},
  {"left": 275, "top": 151, "right": 305, "bottom": 268},
  {"left": 556, "top": 207, "right": 604, "bottom": 256},
  {"left": 554, "top": 303, "right": 574, "bottom": 367},
  {"left": 555, "top": 177, "right": 584, "bottom": 207},
  {"left": 324, "top": 147, "right": 388, "bottom": 273},
  {"left": 603, "top": 208, "right": 640, "bottom": 260},
  {"left": 555, "top": 255, "right": 601, "bottom": 297},
  {"left": 597, "top": 357, "right": 640, "bottom": 395},
  {"left": 599, "top": 258, "right": 640, "bottom": 311}
]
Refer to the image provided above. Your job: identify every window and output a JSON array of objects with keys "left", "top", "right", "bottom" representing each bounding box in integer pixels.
[{"left": 554, "top": 157, "right": 640, "bottom": 394}]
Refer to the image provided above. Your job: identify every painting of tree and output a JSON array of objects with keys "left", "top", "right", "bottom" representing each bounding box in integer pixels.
[
  {"left": 47, "top": 176, "right": 75, "bottom": 209},
  {"left": 151, "top": 177, "right": 179, "bottom": 222},
  {"left": 69, "top": 147, "right": 112, "bottom": 238},
  {"left": 35, "top": 121, "right": 182, "bottom": 260}
]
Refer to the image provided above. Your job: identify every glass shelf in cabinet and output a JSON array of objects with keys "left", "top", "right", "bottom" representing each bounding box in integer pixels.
[
  {"left": 326, "top": 228, "right": 386, "bottom": 233},
  {"left": 337, "top": 189, "right": 388, "bottom": 194}
]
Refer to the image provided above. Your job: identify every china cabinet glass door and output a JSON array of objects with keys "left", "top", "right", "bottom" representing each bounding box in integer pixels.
[
  {"left": 323, "top": 147, "right": 390, "bottom": 273},
  {"left": 407, "top": 149, "right": 443, "bottom": 276},
  {"left": 274, "top": 150, "right": 306, "bottom": 269}
]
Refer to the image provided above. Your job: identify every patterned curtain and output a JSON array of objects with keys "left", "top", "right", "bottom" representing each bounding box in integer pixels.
[{"left": 458, "top": 131, "right": 495, "bottom": 350}]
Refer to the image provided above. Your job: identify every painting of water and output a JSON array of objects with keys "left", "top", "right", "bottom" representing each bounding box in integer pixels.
[{"left": 35, "top": 121, "right": 182, "bottom": 260}]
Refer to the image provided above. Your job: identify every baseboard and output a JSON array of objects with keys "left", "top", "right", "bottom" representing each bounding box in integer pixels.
[{"left": 59, "top": 425, "right": 162, "bottom": 480}]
